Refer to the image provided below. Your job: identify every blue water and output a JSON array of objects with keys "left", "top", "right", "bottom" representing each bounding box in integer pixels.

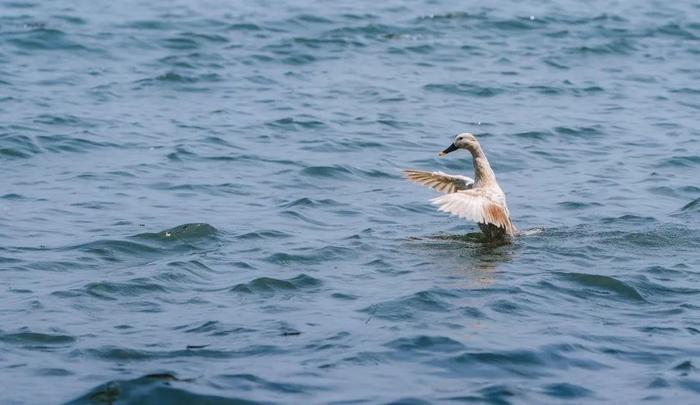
[{"left": 2, "top": 0, "right": 700, "bottom": 403}]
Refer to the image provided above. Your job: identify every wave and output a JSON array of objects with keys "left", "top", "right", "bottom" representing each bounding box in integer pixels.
[
  {"left": 66, "top": 373, "right": 262, "bottom": 405},
  {"left": 230, "top": 274, "right": 322, "bottom": 294}
]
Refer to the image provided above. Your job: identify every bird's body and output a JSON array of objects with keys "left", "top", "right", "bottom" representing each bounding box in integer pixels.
[{"left": 403, "top": 133, "right": 516, "bottom": 243}]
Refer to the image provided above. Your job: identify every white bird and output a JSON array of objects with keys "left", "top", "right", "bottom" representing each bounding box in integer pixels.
[{"left": 403, "top": 132, "right": 516, "bottom": 242}]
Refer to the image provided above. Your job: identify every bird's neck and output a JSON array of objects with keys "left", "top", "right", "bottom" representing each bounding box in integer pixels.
[{"left": 470, "top": 146, "right": 497, "bottom": 186}]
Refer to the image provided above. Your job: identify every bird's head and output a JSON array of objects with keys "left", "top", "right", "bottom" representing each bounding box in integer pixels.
[{"left": 439, "top": 132, "right": 479, "bottom": 157}]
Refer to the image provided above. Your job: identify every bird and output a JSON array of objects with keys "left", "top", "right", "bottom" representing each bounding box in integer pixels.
[{"left": 403, "top": 132, "right": 516, "bottom": 242}]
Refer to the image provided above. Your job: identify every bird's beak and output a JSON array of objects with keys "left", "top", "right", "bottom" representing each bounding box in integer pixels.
[{"left": 438, "top": 143, "right": 458, "bottom": 157}]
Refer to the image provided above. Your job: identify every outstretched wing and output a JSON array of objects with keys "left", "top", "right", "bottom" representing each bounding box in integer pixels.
[
  {"left": 431, "top": 190, "right": 516, "bottom": 236},
  {"left": 403, "top": 169, "right": 474, "bottom": 194}
]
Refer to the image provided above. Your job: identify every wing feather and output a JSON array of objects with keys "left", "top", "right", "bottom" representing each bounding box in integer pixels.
[
  {"left": 431, "top": 190, "right": 516, "bottom": 236},
  {"left": 402, "top": 169, "right": 474, "bottom": 194}
]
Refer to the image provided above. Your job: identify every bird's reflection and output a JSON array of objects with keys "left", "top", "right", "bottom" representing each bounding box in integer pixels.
[{"left": 405, "top": 232, "right": 516, "bottom": 286}]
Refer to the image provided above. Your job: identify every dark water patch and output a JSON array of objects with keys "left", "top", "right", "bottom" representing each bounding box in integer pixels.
[
  {"left": 292, "top": 14, "right": 334, "bottom": 25},
  {"left": 416, "top": 11, "right": 485, "bottom": 22},
  {"left": 390, "top": 44, "right": 435, "bottom": 55},
  {"left": 598, "top": 215, "right": 657, "bottom": 225},
  {"left": 0, "top": 255, "right": 22, "bottom": 264},
  {"left": 653, "top": 23, "right": 698, "bottom": 39},
  {"left": 212, "top": 373, "right": 319, "bottom": 396},
  {"left": 553, "top": 126, "right": 604, "bottom": 137},
  {"left": 235, "top": 230, "right": 293, "bottom": 240},
  {"left": 557, "top": 201, "right": 603, "bottom": 209},
  {"left": 69, "top": 239, "right": 164, "bottom": 262},
  {"left": 160, "top": 32, "right": 229, "bottom": 50},
  {"left": 433, "top": 348, "right": 591, "bottom": 379},
  {"left": 136, "top": 72, "right": 223, "bottom": 87},
  {"left": 6, "top": 28, "right": 92, "bottom": 52},
  {"left": 133, "top": 223, "right": 218, "bottom": 243},
  {"left": 267, "top": 117, "right": 326, "bottom": 130},
  {"left": 300, "top": 164, "right": 395, "bottom": 180},
  {"left": 417, "top": 232, "right": 491, "bottom": 244},
  {"left": 227, "top": 23, "right": 262, "bottom": 31},
  {"left": 636, "top": 326, "right": 681, "bottom": 335},
  {"left": 361, "top": 289, "right": 454, "bottom": 321},
  {"left": 543, "top": 57, "right": 570, "bottom": 69},
  {"left": 177, "top": 321, "right": 256, "bottom": 336},
  {"left": 489, "top": 18, "right": 542, "bottom": 31},
  {"left": 596, "top": 226, "right": 700, "bottom": 250},
  {"left": 567, "top": 38, "right": 637, "bottom": 55},
  {"left": 385, "top": 335, "right": 465, "bottom": 353},
  {"left": 13, "top": 259, "right": 93, "bottom": 272},
  {"left": 512, "top": 130, "right": 552, "bottom": 140},
  {"left": 0, "top": 330, "right": 76, "bottom": 346},
  {"left": 33, "top": 114, "right": 91, "bottom": 127},
  {"left": 76, "top": 280, "right": 170, "bottom": 300},
  {"left": 543, "top": 382, "right": 593, "bottom": 399},
  {"left": 265, "top": 246, "right": 354, "bottom": 265},
  {"left": 658, "top": 155, "right": 700, "bottom": 168},
  {"left": 37, "top": 134, "right": 119, "bottom": 154},
  {"left": 68, "top": 374, "right": 260, "bottom": 405},
  {"left": 447, "top": 342, "right": 607, "bottom": 377},
  {"left": 35, "top": 367, "right": 73, "bottom": 376},
  {"left": 633, "top": 277, "right": 700, "bottom": 298},
  {"left": 150, "top": 182, "right": 250, "bottom": 197},
  {"left": 488, "top": 299, "right": 529, "bottom": 316},
  {"left": 325, "top": 23, "right": 420, "bottom": 41},
  {"left": 671, "top": 87, "right": 700, "bottom": 95},
  {"left": 279, "top": 210, "right": 334, "bottom": 227},
  {"left": 53, "top": 15, "right": 87, "bottom": 26},
  {"left": 672, "top": 360, "right": 695, "bottom": 374},
  {"left": 554, "top": 272, "right": 646, "bottom": 302},
  {"left": 79, "top": 344, "right": 281, "bottom": 361},
  {"left": 291, "top": 36, "right": 365, "bottom": 50},
  {"left": 0, "top": 134, "right": 41, "bottom": 159},
  {"left": 281, "top": 53, "right": 317, "bottom": 65},
  {"left": 281, "top": 197, "right": 342, "bottom": 208},
  {"left": 230, "top": 274, "right": 322, "bottom": 294},
  {"left": 167, "top": 259, "right": 213, "bottom": 271},
  {"left": 424, "top": 82, "right": 504, "bottom": 97},
  {"left": 678, "top": 198, "right": 700, "bottom": 213},
  {"left": 301, "top": 165, "right": 353, "bottom": 179},
  {"left": 117, "top": 20, "right": 175, "bottom": 30},
  {"left": 644, "top": 265, "right": 685, "bottom": 277}
]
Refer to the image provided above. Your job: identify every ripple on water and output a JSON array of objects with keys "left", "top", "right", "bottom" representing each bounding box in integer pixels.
[
  {"left": 230, "top": 274, "right": 322, "bottom": 294},
  {"left": 7, "top": 28, "right": 93, "bottom": 52},
  {"left": 67, "top": 374, "right": 259, "bottom": 405},
  {"left": 265, "top": 246, "right": 355, "bottom": 265},
  {"left": 0, "top": 330, "right": 76, "bottom": 347},
  {"left": 69, "top": 239, "right": 164, "bottom": 262},
  {"left": 554, "top": 272, "right": 646, "bottom": 302},
  {"left": 211, "top": 373, "right": 319, "bottom": 396},
  {"left": 0, "top": 133, "right": 120, "bottom": 159},
  {"left": 678, "top": 197, "right": 700, "bottom": 214},
  {"left": 0, "top": 134, "right": 41, "bottom": 158},
  {"left": 424, "top": 82, "right": 505, "bottom": 98},
  {"left": 300, "top": 164, "right": 395, "bottom": 180},
  {"left": 361, "top": 289, "right": 455, "bottom": 321},
  {"left": 234, "top": 230, "right": 293, "bottom": 240},
  {"left": 133, "top": 223, "right": 218, "bottom": 242},
  {"left": 432, "top": 345, "right": 607, "bottom": 381},
  {"left": 385, "top": 335, "right": 465, "bottom": 353},
  {"left": 54, "top": 280, "right": 170, "bottom": 301}
]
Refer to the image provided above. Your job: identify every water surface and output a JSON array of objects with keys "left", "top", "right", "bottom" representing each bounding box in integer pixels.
[{"left": 1, "top": 0, "right": 700, "bottom": 403}]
